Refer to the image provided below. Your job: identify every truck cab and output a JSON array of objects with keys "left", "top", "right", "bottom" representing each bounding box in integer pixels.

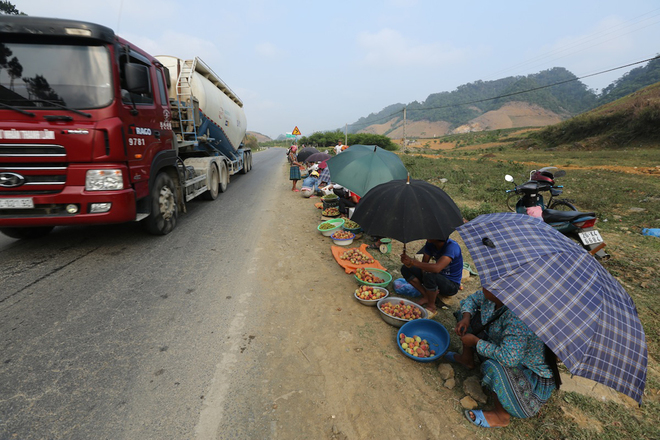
[{"left": 0, "top": 15, "right": 177, "bottom": 238}]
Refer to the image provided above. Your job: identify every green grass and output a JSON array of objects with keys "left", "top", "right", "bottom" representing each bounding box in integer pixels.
[{"left": 397, "top": 139, "right": 660, "bottom": 440}]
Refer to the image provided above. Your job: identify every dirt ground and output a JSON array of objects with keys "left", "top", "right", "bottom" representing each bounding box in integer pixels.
[{"left": 250, "top": 163, "right": 490, "bottom": 439}]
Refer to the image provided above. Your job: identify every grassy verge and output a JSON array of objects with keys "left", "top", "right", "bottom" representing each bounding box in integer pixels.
[{"left": 393, "top": 141, "right": 660, "bottom": 439}]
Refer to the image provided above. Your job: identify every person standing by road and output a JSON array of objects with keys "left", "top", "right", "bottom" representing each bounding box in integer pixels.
[
  {"left": 334, "top": 141, "right": 343, "bottom": 155},
  {"left": 288, "top": 145, "right": 302, "bottom": 192}
]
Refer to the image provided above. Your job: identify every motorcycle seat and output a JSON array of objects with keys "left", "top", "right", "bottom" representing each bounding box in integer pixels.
[{"left": 543, "top": 208, "right": 596, "bottom": 223}]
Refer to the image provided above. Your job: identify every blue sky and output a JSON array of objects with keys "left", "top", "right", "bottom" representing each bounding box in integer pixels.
[{"left": 18, "top": 1, "right": 660, "bottom": 139}]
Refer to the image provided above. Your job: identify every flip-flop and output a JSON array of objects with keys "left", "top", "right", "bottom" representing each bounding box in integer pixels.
[
  {"left": 464, "top": 410, "right": 501, "bottom": 428},
  {"left": 293, "top": 189, "right": 300, "bottom": 192},
  {"left": 443, "top": 351, "right": 459, "bottom": 364}
]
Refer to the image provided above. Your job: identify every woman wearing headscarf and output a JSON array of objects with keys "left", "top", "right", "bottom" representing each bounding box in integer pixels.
[{"left": 288, "top": 145, "right": 301, "bottom": 192}]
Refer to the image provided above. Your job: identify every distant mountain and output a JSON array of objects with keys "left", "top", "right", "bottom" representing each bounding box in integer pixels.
[{"left": 348, "top": 59, "right": 660, "bottom": 138}]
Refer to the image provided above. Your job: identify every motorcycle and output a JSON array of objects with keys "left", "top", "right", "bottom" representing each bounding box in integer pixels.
[{"left": 505, "top": 167, "right": 609, "bottom": 260}]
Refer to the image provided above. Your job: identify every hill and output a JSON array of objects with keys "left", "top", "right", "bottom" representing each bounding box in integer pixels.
[
  {"left": 246, "top": 131, "right": 272, "bottom": 143},
  {"left": 348, "top": 58, "right": 660, "bottom": 139},
  {"left": 531, "top": 81, "right": 660, "bottom": 150}
]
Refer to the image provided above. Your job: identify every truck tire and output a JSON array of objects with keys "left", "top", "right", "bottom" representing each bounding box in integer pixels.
[
  {"left": 0, "top": 226, "right": 54, "bottom": 239},
  {"left": 144, "top": 172, "right": 178, "bottom": 235},
  {"left": 247, "top": 152, "right": 253, "bottom": 171},
  {"left": 240, "top": 152, "right": 249, "bottom": 175},
  {"left": 219, "top": 162, "right": 228, "bottom": 193},
  {"left": 201, "top": 164, "right": 220, "bottom": 200}
]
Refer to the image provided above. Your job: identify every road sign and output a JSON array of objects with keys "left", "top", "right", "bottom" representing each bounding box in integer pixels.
[{"left": 292, "top": 126, "right": 301, "bottom": 136}]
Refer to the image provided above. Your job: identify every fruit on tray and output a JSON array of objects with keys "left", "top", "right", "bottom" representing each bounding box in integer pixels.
[
  {"left": 340, "top": 248, "right": 374, "bottom": 264},
  {"left": 355, "top": 285, "right": 387, "bottom": 301},
  {"left": 380, "top": 300, "right": 423, "bottom": 321},
  {"left": 319, "top": 222, "right": 339, "bottom": 230},
  {"left": 322, "top": 207, "right": 339, "bottom": 216},
  {"left": 356, "top": 268, "right": 384, "bottom": 284},
  {"left": 331, "top": 230, "right": 354, "bottom": 240},
  {"left": 322, "top": 193, "right": 338, "bottom": 200},
  {"left": 399, "top": 333, "right": 436, "bottom": 358},
  {"left": 343, "top": 219, "right": 360, "bottom": 229}
]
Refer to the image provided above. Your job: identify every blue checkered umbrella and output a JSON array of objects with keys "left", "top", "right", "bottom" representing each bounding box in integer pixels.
[{"left": 457, "top": 212, "right": 647, "bottom": 404}]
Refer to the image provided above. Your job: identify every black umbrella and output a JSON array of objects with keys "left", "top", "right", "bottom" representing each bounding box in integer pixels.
[
  {"left": 351, "top": 177, "right": 463, "bottom": 249},
  {"left": 296, "top": 147, "right": 320, "bottom": 163},
  {"left": 304, "top": 152, "right": 332, "bottom": 163}
]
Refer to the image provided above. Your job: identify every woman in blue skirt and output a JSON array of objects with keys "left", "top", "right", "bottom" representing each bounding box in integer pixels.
[{"left": 444, "top": 288, "right": 561, "bottom": 428}]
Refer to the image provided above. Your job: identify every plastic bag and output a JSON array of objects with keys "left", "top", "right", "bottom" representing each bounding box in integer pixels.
[
  {"left": 642, "top": 228, "right": 660, "bottom": 237},
  {"left": 393, "top": 278, "right": 421, "bottom": 297}
]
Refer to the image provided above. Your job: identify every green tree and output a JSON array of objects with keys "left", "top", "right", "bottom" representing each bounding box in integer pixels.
[
  {"left": 0, "top": 1, "right": 24, "bottom": 15},
  {"left": 244, "top": 134, "right": 258, "bottom": 150}
]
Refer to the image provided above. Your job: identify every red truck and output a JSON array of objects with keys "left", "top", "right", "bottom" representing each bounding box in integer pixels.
[{"left": 0, "top": 15, "right": 251, "bottom": 238}]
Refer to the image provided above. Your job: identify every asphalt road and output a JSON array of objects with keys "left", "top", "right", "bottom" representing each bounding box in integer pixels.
[{"left": 0, "top": 148, "right": 283, "bottom": 440}]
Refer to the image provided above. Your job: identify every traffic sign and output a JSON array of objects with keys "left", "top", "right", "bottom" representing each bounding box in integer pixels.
[{"left": 292, "top": 126, "right": 301, "bottom": 136}]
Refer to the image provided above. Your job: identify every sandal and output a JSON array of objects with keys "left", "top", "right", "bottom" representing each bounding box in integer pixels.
[{"left": 464, "top": 410, "right": 502, "bottom": 429}]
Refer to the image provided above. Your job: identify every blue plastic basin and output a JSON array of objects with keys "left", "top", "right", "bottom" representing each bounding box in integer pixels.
[{"left": 397, "top": 319, "right": 450, "bottom": 363}]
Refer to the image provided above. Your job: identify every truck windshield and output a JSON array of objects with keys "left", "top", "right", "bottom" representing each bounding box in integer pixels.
[{"left": 0, "top": 42, "right": 112, "bottom": 109}]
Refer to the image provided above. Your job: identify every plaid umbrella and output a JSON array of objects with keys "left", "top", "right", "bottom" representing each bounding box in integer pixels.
[{"left": 457, "top": 212, "right": 647, "bottom": 403}]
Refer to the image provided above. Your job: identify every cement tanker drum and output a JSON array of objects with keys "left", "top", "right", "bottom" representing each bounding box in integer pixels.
[{"left": 156, "top": 55, "right": 247, "bottom": 159}]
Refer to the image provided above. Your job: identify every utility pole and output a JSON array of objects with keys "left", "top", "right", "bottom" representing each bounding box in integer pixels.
[
  {"left": 344, "top": 124, "right": 348, "bottom": 146},
  {"left": 402, "top": 106, "right": 407, "bottom": 151}
]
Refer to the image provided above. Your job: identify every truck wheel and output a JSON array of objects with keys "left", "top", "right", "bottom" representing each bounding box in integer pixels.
[
  {"left": 219, "top": 162, "right": 228, "bottom": 193},
  {"left": 240, "top": 152, "right": 249, "bottom": 174},
  {"left": 144, "top": 172, "right": 177, "bottom": 235},
  {"left": 247, "top": 152, "right": 253, "bottom": 171},
  {"left": 0, "top": 226, "right": 54, "bottom": 239},
  {"left": 202, "top": 164, "right": 220, "bottom": 200}
]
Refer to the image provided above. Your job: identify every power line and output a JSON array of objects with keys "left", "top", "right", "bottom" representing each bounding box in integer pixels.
[
  {"left": 347, "top": 55, "right": 659, "bottom": 129},
  {"left": 483, "top": 8, "right": 660, "bottom": 81}
]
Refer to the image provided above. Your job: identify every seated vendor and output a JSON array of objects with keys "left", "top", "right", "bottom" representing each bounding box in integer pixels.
[
  {"left": 336, "top": 187, "right": 360, "bottom": 216},
  {"left": 399, "top": 238, "right": 463, "bottom": 316},
  {"left": 446, "top": 288, "right": 561, "bottom": 428},
  {"left": 300, "top": 171, "right": 321, "bottom": 197}
]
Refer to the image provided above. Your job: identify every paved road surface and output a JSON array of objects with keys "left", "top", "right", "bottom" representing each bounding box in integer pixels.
[{"left": 0, "top": 148, "right": 283, "bottom": 439}]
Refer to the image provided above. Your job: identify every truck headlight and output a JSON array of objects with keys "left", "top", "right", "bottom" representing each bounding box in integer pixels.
[{"left": 86, "top": 169, "right": 124, "bottom": 191}]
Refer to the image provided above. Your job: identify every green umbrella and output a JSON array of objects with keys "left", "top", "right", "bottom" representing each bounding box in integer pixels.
[{"left": 325, "top": 145, "right": 408, "bottom": 197}]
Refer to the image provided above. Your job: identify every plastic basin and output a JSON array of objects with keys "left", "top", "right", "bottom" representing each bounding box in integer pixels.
[
  {"left": 354, "top": 268, "right": 392, "bottom": 287},
  {"left": 317, "top": 218, "right": 345, "bottom": 236},
  {"left": 397, "top": 319, "right": 450, "bottom": 362}
]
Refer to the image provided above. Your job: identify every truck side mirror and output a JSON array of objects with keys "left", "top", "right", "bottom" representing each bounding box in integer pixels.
[{"left": 125, "top": 63, "right": 150, "bottom": 94}]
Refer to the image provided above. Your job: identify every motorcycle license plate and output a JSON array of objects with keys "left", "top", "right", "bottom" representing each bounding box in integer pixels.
[
  {"left": 579, "top": 230, "right": 603, "bottom": 245},
  {"left": 0, "top": 198, "right": 34, "bottom": 209}
]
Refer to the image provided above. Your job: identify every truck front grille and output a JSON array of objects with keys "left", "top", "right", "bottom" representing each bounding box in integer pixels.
[{"left": 0, "top": 144, "right": 67, "bottom": 195}]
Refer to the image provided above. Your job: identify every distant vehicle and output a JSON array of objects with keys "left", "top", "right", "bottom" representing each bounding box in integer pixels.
[{"left": 0, "top": 15, "right": 252, "bottom": 239}]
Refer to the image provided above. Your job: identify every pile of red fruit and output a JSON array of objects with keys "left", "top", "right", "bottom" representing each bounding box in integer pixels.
[
  {"left": 322, "top": 207, "right": 339, "bottom": 217},
  {"left": 332, "top": 230, "right": 354, "bottom": 240},
  {"left": 355, "top": 285, "right": 387, "bottom": 301},
  {"left": 340, "top": 248, "right": 374, "bottom": 264},
  {"left": 399, "top": 333, "right": 436, "bottom": 358},
  {"left": 380, "top": 300, "right": 423, "bottom": 321},
  {"left": 355, "top": 268, "right": 384, "bottom": 284}
]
